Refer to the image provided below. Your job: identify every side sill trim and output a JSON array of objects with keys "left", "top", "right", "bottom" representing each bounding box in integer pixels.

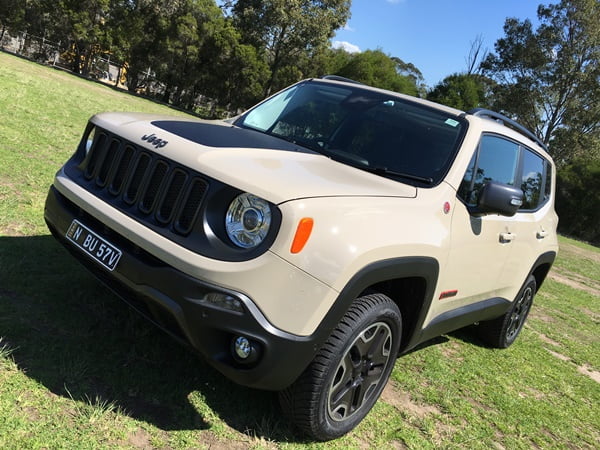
[{"left": 412, "top": 297, "right": 511, "bottom": 348}]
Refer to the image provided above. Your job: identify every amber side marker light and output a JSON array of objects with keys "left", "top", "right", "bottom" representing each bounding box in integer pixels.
[{"left": 291, "top": 218, "right": 314, "bottom": 254}]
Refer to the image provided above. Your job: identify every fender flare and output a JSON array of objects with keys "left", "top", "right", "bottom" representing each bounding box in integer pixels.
[{"left": 311, "top": 256, "right": 440, "bottom": 350}]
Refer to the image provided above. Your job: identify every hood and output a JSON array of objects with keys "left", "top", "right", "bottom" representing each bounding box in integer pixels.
[{"left": 91, "top": 112, "right": 417, "bottom": 204}]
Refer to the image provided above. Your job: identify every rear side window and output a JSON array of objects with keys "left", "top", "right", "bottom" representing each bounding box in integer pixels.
[
  {"left": 520, "top": 150, "right": 545, "bottom": 210},
  {"left": 458, "top": 134, "right": 552, "bottom": 211}
]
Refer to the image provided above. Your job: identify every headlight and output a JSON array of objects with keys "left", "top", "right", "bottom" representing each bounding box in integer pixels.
[
  {"left": 225, "top": 193, "right": 272, "bottom": 248},
  {"left": 85, "top": 126, "right": 96, "bottom": 155}
]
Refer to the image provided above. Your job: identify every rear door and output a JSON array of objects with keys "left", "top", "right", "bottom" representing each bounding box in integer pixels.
[{"left": 502, "top": 147, "right": 558, "bottom": 288}]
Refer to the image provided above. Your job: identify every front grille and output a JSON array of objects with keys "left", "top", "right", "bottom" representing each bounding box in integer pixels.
[{"left": 81, "top": 130, "right": 208, "bottom": 235}]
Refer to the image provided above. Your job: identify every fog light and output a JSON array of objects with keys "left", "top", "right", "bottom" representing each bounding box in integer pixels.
[
  {"left": 232, "top": 336, "right": 261, "bottom": 364},
  {"left": 234, "top": 336, "right": 251, "bottom": 359}
]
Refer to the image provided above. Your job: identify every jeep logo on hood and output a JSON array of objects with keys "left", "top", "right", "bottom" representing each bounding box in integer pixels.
[{"left": 141, "top": 133, "right": 168, "bottom": 148}]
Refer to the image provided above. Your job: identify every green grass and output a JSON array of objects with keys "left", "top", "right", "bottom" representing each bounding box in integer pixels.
[{"left": 1, "top": 51, "right": 599, "bottom": 448}]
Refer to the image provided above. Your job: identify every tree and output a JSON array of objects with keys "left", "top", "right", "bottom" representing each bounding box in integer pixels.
[
  {"left": 427, "top": 73, "right": 493, "bottom": 111},
  {"left": 0, "top": 0, "right": 24, "bottom": 42},
  {"left": 392, "top": 56, "right": 426, "bottom": 96},
  {"left": 481, "top": 0, "right": 600, "bottom": 165},
  {"left": 556, "top": 159, "right": 600, "bottom": 245},
  {"left": 46, "top": 0, "right": 113, "bottom": 74},
  {"left": 465, "top": 34, "right": 488, "bottom": 75},
  {"left": 188, "top": 16, "right": 269, "bottom": 113},
  {"left": 225, "top": 0, "right": 351, "bottom": 95},
  {"left": 335, "top": 49, "right": 420, "bottom": 96}
]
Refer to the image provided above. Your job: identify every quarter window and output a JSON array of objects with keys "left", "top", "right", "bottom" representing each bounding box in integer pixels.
[{"left": 544, "top": 162, "right": 552, "bottom": 202}]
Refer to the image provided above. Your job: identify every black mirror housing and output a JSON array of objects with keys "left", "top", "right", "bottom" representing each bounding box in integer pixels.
[{"left": 471, "top": 181, "right": 523, "bottom": 217}]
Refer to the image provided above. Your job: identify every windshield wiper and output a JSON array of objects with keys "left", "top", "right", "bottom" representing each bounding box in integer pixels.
[
  {"left": 316, "top": 149, "right": 434, "bottom": 184},
  {"left": 364, "top": 166, "right": 434, "bottom": 184}
]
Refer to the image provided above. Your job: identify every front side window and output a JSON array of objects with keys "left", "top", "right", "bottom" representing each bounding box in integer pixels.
[
  {"left": 458, "top": 135, "right": 520, "bottom": 205},
  {"left": 237, "top": 80, "right": 467, "bottom": 186}
]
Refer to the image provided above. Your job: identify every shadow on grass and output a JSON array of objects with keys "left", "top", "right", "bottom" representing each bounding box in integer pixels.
[{"left": 0, "top": 235, "right": 300, "bottom": 441}]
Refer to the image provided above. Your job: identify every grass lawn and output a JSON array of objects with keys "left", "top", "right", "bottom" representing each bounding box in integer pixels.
[{"left": 1, "top": 51, "right": 598, "bottom": 449}]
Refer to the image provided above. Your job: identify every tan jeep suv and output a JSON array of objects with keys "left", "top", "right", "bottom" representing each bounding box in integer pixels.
[{"left": 44, "top": 76, "right": 558, "bottom": 440}]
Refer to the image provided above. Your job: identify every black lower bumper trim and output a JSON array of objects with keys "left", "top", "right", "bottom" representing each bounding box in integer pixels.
[{"left": 44, "top": 185, "right": 321, "bottom": 390}]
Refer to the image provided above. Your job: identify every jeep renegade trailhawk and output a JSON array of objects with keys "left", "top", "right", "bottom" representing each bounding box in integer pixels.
[{"left": 44, "top": 76, "right": 558, "bottom": 440}]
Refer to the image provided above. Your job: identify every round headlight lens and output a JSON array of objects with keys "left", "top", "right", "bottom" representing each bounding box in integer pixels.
[{"left": 225, "top": 193, "right": 272, "bottom": 248}]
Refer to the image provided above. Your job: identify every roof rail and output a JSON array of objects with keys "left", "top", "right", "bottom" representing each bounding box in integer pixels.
[
  {"left": 467, "top": 108, "right": 547, "bottom": 151},
  {"left": 320, "top": 75, "right": 363, "bottom": 85}
]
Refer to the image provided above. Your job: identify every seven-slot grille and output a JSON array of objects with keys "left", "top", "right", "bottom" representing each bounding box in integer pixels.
[{"left": 81, "top": 129, "right": 208, "bottom": 235}]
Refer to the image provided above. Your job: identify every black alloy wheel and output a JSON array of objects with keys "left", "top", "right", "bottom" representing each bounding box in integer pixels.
[
  {"left": 476, "top": 275, "right": 537, "bottom": 348},
  {"left": 279, "top": 293, "right": 402, "bottom": 441}
]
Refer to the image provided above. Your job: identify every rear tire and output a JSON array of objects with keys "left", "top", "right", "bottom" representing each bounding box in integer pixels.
[
  {"left": 279, "top": 293, "right": 402, "bottom": 441},
  {"left": 477, "top": 275, "right": 536, "bottom": 348}
]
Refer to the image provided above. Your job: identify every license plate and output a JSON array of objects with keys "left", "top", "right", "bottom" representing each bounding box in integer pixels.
[{"left": 66, "top": 220, "right": 122, "bottom": 271}]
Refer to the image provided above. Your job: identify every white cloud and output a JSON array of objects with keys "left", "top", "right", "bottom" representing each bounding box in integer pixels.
[
  {"left": 343, "top": 23, "right": 355, "bottom": 32},
  {"left": 332, "top": 40, "right": 361, "bottom": 53}
]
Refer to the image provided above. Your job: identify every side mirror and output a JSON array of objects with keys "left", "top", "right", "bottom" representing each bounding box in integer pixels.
[{"left": 471, "top": 181, "right": 523, "bottom": 217}]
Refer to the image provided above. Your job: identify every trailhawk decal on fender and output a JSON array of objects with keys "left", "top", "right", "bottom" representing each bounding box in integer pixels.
[{"left": 141, "top": 133, "right": 168, "bottom": 148}]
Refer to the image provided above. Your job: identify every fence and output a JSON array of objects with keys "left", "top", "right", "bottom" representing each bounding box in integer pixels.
[
  {"left": 1, "top": 27, "right": 228, "bottom": 117},
  {"left": 0, "top": 27, "right": 169, "bottom": 95}
]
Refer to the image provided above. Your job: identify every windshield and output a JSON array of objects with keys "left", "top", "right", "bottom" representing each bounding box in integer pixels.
[{"left": 237, "top": 80, "right": 467, "bottom": 186}]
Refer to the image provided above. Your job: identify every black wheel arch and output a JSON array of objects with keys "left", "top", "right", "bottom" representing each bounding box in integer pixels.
[
  {"left": 318, "top": 257, "right": 440, "bottom": 355},
  {"left": 529, "top": 251, "right": 556, "bottom": 293}
]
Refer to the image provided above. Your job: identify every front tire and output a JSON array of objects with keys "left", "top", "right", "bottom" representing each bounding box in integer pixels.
[
  {"left": 279, "top": 293, "right": 402, "bottom": 441},
  {"left": 477, "top": 275, "right": 536, "bottom": 348}
]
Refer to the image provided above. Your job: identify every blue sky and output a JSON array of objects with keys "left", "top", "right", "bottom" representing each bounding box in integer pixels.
[{"left": 332, "top": 0, "right": 545, "bottom": 87}]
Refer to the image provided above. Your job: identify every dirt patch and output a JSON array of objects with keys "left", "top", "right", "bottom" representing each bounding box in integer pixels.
[
  {"left": 577, "top": 365, "right": 600, "bottom": 384},
  {"left": 545, "top": 349, "right": 570, "bottom": 362},
  {"left": 439, "top": 341, "right": 464, "bottom": 362},
  {"left": 518, "top": 387, "right": 545, "bottom": 400},
  {"left": 528, "top": 309, "right": 555, "bottom": 323},
  {"left": 559, "top": 241, "right": 600, "bottom": 265},
  {"left": 547, "top": 270, "right": 600, "bottom": 297},
  {"left": 381, "top": 381, "right": 441, "bottom": 418},
  {"left": 202, "top": 431, "right": 254, "bottom": 449},
  {"left": 468, "top": 398, "right": 493, "bottom": 412},
  {"left": 536, "top": 333, "right": 561, "bottom": 347},
  {"left": 126, "top": 428, "right": 153, "bottom": 449},
  {"left": 579, "top": 308, "right": 600, "bottom": 323}
]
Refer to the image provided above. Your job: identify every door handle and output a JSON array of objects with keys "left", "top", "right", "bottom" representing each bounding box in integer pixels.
[
  {"left": 536, "top": 230, "right": 548, "bottom": 239},
  {"left": 499, "top": 232, "right": 516, "bottom": 243}
]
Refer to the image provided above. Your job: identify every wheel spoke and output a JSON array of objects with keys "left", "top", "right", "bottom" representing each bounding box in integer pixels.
[
  {"left": 506, "top": 286, "right": 533, "bottom": 339},
  {"left": 328, "top": 321, "right": 394, "bottom": 421}
]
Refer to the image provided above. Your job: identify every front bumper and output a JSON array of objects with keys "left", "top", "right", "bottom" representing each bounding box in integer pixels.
[{"left": 44, "top": 186, "right": 324, "bottom": 390}]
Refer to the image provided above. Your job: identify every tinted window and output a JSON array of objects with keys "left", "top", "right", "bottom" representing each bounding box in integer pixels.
[
  {"left": 237, "top": 81, "right": 467, "bottom": 185},
  {"left": 521, "top": 150, "right": 545, "bottom": 209},
  {"left": 544, "top": 162, "right": 552, "bottom": 202},
  {"left": 459, "top": 135, "right": 520, "bottom": 205}
]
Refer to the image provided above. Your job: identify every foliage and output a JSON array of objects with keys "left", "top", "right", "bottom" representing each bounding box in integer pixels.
[
  {"left": 556, "top": 159, "right": 600, "bottom": 246},
  {"left": 226, "top": 0, "right": 351, "bottom": 95},
  {"left": 427, "top": 73, "right": 493, "bottom": 110},
  {"left": 1, "top": 44, "right": 600, "bottom": 450},
  {"left": 334, "top": 49, "right": 420, "bottom": 96},
  {"left": 481, "top": 0, "right": 600, "bottom": 165},
  {"left": 0, "top": 0, "right": 430, "bottom": 113}
]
